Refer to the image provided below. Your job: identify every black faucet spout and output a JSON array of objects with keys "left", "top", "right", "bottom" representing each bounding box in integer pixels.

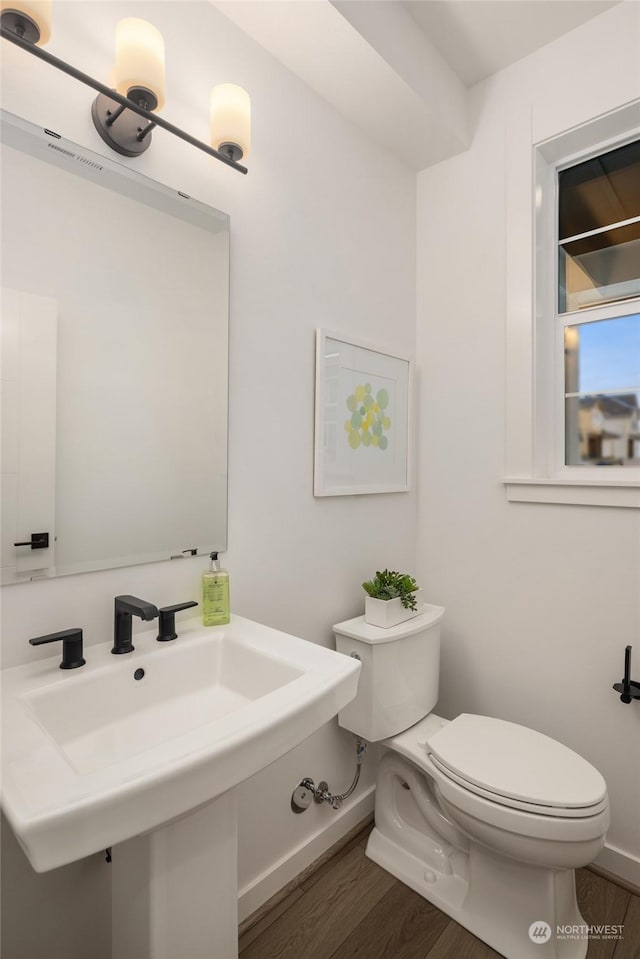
[{"left": 112, "top": 595, "right": 159, "bottom": 655}]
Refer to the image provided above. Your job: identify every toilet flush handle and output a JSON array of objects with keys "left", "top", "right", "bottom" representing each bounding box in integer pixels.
[{"left": 613, "top": 645, "right": 640, "bottom": 704}]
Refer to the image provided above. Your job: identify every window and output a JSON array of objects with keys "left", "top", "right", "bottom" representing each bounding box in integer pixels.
[
  {"left": 557, "top": 139, "right": 640, "bottom": 470},
  {"left": 504, "top": 100, "right": 640, "bottom": 508}
]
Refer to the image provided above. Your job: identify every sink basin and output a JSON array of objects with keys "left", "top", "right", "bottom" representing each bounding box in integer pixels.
[
  {"left": 24, "top": 634, "right": 304, "bottom": 775},
  {"left": 1, "top": 615, "right": 360, "bottom": 872}
]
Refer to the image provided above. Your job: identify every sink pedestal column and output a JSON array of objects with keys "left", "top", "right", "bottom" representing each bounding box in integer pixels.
[{"left": 112, "top": 791, "right": 238, "bottom": 959}]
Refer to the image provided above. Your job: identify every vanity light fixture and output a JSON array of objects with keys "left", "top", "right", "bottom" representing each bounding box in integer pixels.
[
  {"left": 91, "top": 18, "right": 166, "bottom": 158},
  {"left": 0, "top": 4, "right": 249, "bottom": 174}
]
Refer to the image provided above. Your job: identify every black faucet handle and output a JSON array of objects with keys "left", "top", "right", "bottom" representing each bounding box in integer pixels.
[
  {"left": 29, "top": 628, "right": 85, "bottom": 670},
  {"left": 157, "top": 601, "right": 198, "bottom": 642}
]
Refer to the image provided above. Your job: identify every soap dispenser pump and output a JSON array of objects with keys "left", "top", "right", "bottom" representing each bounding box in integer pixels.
[{"left": 202, "top": 552, "right": 230, "bottom": 626}]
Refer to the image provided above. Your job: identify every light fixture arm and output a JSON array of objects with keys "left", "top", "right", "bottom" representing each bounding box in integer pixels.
[
  {"left": 104, "top": 102, "right": 128, "bottom": 127},
  {"left": 137, "top": 122, "right": 156, "bottom": 143},
  {"left": 0, "top": 24, "right": 248, "bottom": 174}
]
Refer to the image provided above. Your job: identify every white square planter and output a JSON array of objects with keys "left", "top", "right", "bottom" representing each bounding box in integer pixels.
[{"left": 364, "top": 594, "right": 422, "bottom": 629}]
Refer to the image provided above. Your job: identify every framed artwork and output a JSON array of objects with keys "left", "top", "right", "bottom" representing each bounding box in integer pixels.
[{"left": 314, "top": 330, "right": 412, "bottom": 496}]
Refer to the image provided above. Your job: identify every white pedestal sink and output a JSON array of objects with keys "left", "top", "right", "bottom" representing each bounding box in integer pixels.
[
  {"left": 1, "top": 615, "right": 361, "bottom": 958},
  {"left": 112, "top": 795, "right": 239, "bottom": 959}
]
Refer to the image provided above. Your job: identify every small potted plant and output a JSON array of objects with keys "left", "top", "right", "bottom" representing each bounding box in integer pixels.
[{"left": 362, "top": 569, "right": 422, "bottom": 628}]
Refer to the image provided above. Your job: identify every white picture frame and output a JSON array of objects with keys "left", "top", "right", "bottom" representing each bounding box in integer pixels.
[{"left": 314, "top": 329, "right": 412, "bottom": 496}]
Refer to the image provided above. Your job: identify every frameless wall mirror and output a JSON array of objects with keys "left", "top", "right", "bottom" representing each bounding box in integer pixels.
[{"left": 0, "top": 110, "right": 229, "bottom": 584}]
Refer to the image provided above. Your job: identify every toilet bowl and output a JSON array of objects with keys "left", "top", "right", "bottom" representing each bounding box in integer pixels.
[{"left": 334, "top": 607, "right": 609, "bottom": 959}]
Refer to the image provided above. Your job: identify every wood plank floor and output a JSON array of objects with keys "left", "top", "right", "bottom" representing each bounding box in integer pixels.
[{"left": 240, "top": 827, "right": 640, "bottom": 959}]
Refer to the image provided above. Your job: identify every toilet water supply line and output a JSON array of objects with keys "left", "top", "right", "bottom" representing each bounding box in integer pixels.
[{"left": 291, "top": 738, "right": 366, "bottom": 812}]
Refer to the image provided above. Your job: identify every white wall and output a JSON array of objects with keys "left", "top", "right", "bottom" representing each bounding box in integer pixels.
[
  {"left": 0, "top": 2, "right": 416, "bottom": 955},
  {"left": 417, "top": 0, "right": 640, "bottom": 886}
]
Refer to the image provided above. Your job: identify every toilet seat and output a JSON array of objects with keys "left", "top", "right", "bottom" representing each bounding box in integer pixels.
[
  {"left": 426, "top": 713, "right": 607, "bottom": 818},
  {"left": 428, "top": 755, "right": 609, "bottom": 819}
]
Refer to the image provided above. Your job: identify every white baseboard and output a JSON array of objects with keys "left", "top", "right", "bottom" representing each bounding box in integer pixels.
[
  {"left": 594, "top": 842, "right": 640, "bottom": 891},
  {"left": 238, "top": 785, "right": 375, "bottom": 923}
]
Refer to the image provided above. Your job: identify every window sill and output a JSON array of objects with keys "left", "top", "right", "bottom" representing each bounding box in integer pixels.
[{"left": 504, "top": 477, "right": 640, "bottom": 508}]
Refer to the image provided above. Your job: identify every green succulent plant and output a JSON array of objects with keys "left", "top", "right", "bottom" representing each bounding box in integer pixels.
[{"left": 362, "top": 569, "right": 420, "bottom": 611}]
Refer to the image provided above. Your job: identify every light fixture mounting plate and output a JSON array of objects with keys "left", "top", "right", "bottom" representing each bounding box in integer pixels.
[
  {"left": 1, "top": 9, "right": 40, "bottom": 43},
  {"left": 91, "top": 93, "right": 153, "bottom": 157}
]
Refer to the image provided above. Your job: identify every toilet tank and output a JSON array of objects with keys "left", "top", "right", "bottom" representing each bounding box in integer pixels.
[{"left": 333, "top": 605, "right": 445, "bottom": 742}]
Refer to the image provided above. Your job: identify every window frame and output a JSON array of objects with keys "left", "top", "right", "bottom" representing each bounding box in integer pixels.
[
  {"left": 504, "top": 100, "right": 640, "bottom": 509},
  {"left": 552, "top": 135, "right": 640, "bottom": 480}
]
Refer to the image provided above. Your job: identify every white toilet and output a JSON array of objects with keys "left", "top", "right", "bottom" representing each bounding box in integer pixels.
[{"left": 334, "top": 605, "right": 609, "bottom": 959}]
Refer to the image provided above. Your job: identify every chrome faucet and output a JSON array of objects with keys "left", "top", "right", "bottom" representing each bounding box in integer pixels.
[{"left": 112, "top": 595, "right": 158, "bottom": 655}]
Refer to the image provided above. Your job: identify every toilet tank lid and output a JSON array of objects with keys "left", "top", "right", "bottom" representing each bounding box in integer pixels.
[
  {"left": 426, "top": 714, "right": 607, "bottom": 809},
  {"left": 333, "top": 605, "right": 445, "bottom": 644}
]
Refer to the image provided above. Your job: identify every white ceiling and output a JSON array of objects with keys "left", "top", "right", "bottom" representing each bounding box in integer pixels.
[
  {"left": 214, "top": 0, "right": 623, "bottom": 170},
  {"left": 402, "top": 1, "right": 620, "bottom": 86}
]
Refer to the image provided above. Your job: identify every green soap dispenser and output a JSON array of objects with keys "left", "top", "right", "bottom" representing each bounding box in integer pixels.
[{"left": 202, "top": 552, "right": 230, "bottom": 626}]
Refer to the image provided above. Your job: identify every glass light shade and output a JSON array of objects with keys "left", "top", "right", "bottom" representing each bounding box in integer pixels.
[
  {"left": 210, "top": 84, "right": 251, "bottom": 161},
  {"left": 1, "top": 0, "right": 51, "bottom": 44},
  {"left": 114, "top": 18, "right": 165, "bottom": 111}
]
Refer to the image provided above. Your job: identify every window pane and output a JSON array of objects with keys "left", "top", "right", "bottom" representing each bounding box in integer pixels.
[
  {"left": 564, "top": 314, "right": 640, "bottom": 466},
  {"left": 559, "top": 139, "right": 640, "bottom": 240},
  {"left": 558, "top": 138, "right": 640, "bottom": 313},
  {"left": 559, "top": 222, "right": 640, "bottom": 312},
  {"left": 565, "top": 393, "right": 640, "bottom": 466},
  {"left": 564, "top": 314, "right": 640, "bottom": 394}
]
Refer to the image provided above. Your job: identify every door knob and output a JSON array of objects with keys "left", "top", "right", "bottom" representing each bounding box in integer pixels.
[{"left": 14, "top": 532, "right": 49, "bottom": 549}]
